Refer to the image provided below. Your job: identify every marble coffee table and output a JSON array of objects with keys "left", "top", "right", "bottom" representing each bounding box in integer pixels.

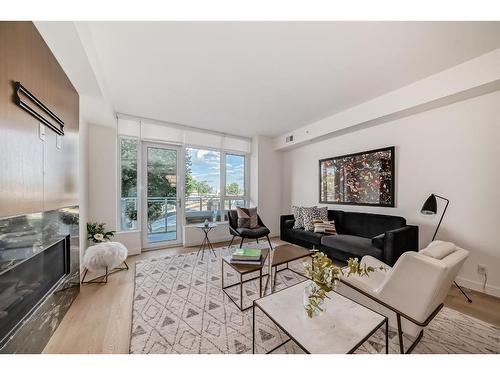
[{"left": 252, "top": 280, "right": 388, "bottom": 354}]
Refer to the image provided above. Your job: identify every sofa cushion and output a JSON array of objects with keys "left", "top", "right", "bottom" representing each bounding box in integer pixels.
[
  {"left": 321, "top": 234, "right": 383, "bottom": 259},
  {"left": 342, "top": 212, "right": 406, "bottom": 238},
  {"left": 371, "top": 233, "right": 385, "bottom": 249},
  {"left": 286, "top": 228, "right": 323, "bottom": 246},
  {"left": 283, "top": 219, "right": 295, "bottom": 229},
  {"left": 327, "top": 210, "right": 345, "bottom": 233}
]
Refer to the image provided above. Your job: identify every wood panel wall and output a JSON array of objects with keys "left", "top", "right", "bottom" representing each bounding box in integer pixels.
[{"left": 0, "top": 22, "right": 79, "bottom": 217}]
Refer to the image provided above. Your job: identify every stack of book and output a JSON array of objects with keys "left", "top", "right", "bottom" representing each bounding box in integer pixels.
[{"left": 229, "top": 247, "right": 262, "bottom": 265}]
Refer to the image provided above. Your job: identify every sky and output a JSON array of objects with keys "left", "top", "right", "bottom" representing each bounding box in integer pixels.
[{"left": 187, "top": 148, "right": 245, "bottom": 194}]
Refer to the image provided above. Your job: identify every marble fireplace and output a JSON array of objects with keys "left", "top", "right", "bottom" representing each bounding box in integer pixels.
[{"left": 0, "top": 206, "right": 80, "bottom": 353}]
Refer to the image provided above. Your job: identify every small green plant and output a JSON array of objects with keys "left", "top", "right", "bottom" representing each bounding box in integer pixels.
[
  {"left": 303, "top": 252, "right": 385, "bottom": 318},
  {"left": 87, "top": 222, "right": 115, "bottom": 243}
]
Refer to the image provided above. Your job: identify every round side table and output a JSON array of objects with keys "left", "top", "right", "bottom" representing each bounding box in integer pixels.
[{"left": 196, "top": 223, "right": 217, "bottom": 259}]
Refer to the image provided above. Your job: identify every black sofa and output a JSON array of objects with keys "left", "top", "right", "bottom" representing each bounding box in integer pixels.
[{"left": 280, "top": 210, "right": 418, "bottom": 266}]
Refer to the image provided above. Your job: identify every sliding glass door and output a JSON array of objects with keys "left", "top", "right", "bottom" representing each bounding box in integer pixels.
[{"left": 141, "top": 142, "right": 182, "bottom": 249}]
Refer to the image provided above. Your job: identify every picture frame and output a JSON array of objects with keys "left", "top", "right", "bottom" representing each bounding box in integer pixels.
[{"left": 318, "top": 146, "right": 395, "bottom": 207}]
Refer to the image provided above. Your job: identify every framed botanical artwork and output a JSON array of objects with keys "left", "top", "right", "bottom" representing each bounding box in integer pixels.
[{"left": 319, "top": 146, "right": 395, "bottom": 207}]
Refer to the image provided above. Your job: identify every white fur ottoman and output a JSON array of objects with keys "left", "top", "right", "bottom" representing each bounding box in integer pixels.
[{"left": 82, "top": 242, "right": 129, "bottom": 283}]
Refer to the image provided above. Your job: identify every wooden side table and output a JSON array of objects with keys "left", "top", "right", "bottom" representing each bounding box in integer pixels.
[
  {"left": 221, "top": 248, "right": 270, "bottom": 311},
  {"left": 270, "top": 244, "right": 313, "bottom": 292}
]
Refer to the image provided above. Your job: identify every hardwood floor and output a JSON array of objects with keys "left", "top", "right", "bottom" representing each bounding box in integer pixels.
[
  {"left": 445, "top": 284, "right": 500, "bottom": 326},
  {"left": 43, "top": 239, "right": 500, "bottom": 353}
]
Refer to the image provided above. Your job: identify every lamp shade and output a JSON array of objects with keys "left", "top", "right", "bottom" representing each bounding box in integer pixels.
[{"left": 421, "top": 194, "right": 437, "bottom": 215}]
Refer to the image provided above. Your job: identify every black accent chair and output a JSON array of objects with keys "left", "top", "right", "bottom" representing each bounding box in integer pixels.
[{"left": 228, "top": 210, "right": 273, "bottom": 249}]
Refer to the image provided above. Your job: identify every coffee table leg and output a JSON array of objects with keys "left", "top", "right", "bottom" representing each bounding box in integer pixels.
[
  {"left": 221, "top": 260, "right": 224, "bottom": 289},
  {"left": 240, "top": 273, "right": 243, "bottom": 311},
  {"left": 259, "top": 268, "right": 263, "bottom": 297},
  {"left": 272, "top": 266, "right": 277, "bottom": 293},
  {"left": 252, "top": 303, "right": 256, "bottom": 354},
  {"left": 385, "top": 318, "right": 389, "bottom": 354}
]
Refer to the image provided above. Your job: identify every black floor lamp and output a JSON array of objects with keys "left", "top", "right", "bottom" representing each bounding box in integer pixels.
[{"left": 421, "top": 194, "right": 472, "bottom": 303}]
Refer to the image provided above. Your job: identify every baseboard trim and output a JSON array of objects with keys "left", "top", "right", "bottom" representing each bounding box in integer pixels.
[{"left": 455, "top": 276, "right": 500, "bottom": 298}]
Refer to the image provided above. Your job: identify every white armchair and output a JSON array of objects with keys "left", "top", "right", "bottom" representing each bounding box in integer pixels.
[{"left": 335, "top": 241, "right": 469, "bottom": 353}]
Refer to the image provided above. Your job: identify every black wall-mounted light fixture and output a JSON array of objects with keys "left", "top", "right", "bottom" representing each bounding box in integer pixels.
[
  {"left": 14, "top": 81, "right": 65, "bottom": 136},
  {"left": 421, "top": 193, "right": 472, "bottom": 303}
]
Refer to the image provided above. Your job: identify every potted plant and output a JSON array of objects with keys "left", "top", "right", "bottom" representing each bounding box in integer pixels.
[
  {"left": 87, "top": 222, "right": 115, "bottom": 244},
  {"left": 303, "top": 252, "right": 385, "bottom": 317}
]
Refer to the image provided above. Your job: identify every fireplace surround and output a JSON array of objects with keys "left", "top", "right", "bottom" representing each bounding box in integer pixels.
[{"left": 0, "top": 206, "right": 80, "bottom": 353}]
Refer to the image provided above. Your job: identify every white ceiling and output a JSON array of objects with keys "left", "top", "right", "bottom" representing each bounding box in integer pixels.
[{"left": 84, "top": 21, "right": 500, "bottom": 137}]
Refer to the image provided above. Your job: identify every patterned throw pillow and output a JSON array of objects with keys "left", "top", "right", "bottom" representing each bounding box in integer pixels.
[
  {"left": 292, "top": 206, "right": 304, "bottom": 229},
  {"left": 303, "top": 206, "right": 328, "bottom": 232},
  {"left": 236, "top": 207, "right": 258, "bottom": 228},
  {"left": 316, "top": 206, "right": 328, "bottom": 221},
  {"left": 302, "top": 207, "right": 317, "bottom": 231}
]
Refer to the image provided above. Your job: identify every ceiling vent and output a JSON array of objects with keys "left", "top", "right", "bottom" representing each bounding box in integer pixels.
[{"left": 285, "top": 135, "right": 294, "bottom": 143}]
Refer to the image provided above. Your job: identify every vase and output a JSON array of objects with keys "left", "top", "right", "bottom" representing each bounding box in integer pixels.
[{"left": 303, "top": 281, "right": 327, "bottom": 316}]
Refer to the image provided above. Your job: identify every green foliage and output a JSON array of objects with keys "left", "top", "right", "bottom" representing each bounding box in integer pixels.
[
  {"left": 185, "top": 151, "right": 196, "bottom": 197},
  {"left": 303, "top": 251, "right": 385, "bottom": 318},
  {"left": 121, "top": 139, "right": 138, "bottom": 199},
  {"left": 87, "top": 222, "right": 115, "bottom": 243},
  {"left": 144, "top": 148, "right": 178, "bottom": 230},
  {"left": 193, "top": 180, "right": 213, "bottom": 195},
  {"left": 121, "top": 140, "right": 179, "bottom": 228},
  {"left": 226, "top": 182, "right": 241, "bottom": 195}
]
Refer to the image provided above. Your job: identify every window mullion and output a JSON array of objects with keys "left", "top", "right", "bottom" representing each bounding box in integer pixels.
[{"left": 221, "top": 152, "right": 226, "bottom": 221}]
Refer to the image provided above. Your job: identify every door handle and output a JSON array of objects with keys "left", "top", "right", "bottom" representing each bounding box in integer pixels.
[{"left": 177, "top": 198, "right": 182, "bottom": 208}]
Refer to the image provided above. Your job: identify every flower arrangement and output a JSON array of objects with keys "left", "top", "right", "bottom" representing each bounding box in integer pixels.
[
  {"left": 87, "top": 222, "right": 115, "bottom": 243},
  {"left": 303, "top": 251, "right": 385, "bottom": 318}
]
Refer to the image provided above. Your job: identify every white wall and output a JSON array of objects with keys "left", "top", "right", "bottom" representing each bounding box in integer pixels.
[
  {"left": 281, "top": 91, "right": 500, "bottom": 297},
  {"left": 88, "top": 123, "right": 117, "bottom": 228},
  {"left": 87, "top": 123, "right": 142, "bottom": 255},
  {"left": 250, "top": 136, "right": 283, "bottom": 236},
  {"left": 78, "top": 115, "right": 89, "bottom": 273}
]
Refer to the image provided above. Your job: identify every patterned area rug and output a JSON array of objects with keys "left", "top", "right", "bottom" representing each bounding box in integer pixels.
[{"left": 130, "top": 243, "right": 500, "bottom": 354}]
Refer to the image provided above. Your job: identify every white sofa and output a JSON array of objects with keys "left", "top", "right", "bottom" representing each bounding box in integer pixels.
[{"left": 335, "top": 241, "right": 469, "bottom": 353}]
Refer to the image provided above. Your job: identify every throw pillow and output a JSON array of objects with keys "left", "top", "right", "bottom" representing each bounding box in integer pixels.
[
  {"left": 292, "top": 205, "right": 304, "bottom": 229},
  {"left": 419, "top": 240, "right": 456, "bottom": 259},
  {"left": 317, "top": 206, "right": 328, "bottom": 221},
  {"left": 236, "top": 207, "right": 258, "bottom": 228},
  {"left": 303, "top": 206, "right": 320, "bottom": 231},
  {"left": 313, "top": 220, "right": 337, "bottom": 234}
]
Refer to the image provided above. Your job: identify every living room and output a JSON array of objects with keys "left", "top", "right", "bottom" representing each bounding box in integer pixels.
[{"left": 1, "top": 1, "right": 500, "bottom": 373}]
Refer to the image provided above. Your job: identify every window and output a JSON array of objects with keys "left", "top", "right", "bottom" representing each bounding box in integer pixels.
[
  {"left": 120, "top": 138, "right": 139, "bottom": 231},
  {"left": 224, "top": 153, "right": 248, "bottom": 213},
  {"left": 185, "top": 148, "right": 222, "bottom": 224},
  {"left": 184, "top": 148, "right": 248, "bottom": 224}
]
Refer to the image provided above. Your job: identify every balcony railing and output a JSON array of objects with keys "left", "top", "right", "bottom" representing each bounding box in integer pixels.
[{"left": 120, "top": 195, "right": 248, "bottom": 231}]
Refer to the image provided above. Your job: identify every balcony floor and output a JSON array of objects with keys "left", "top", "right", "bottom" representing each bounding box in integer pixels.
[{"left": 147, "top": 231, "right": 177, "bottom": 243}]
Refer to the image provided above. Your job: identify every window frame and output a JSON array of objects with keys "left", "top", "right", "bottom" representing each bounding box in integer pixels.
[
  {"left": 117, "top": 135, "right": 141, "bottom": 232},
  {"left": 117, "top": 137, "right": 251, "bottom": 229},
  {"left": 222, "top": 151, "right": 249, "bottom": 214},
  {"left": 183, "top": 145, "right": 249, "bottom": 224}
]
